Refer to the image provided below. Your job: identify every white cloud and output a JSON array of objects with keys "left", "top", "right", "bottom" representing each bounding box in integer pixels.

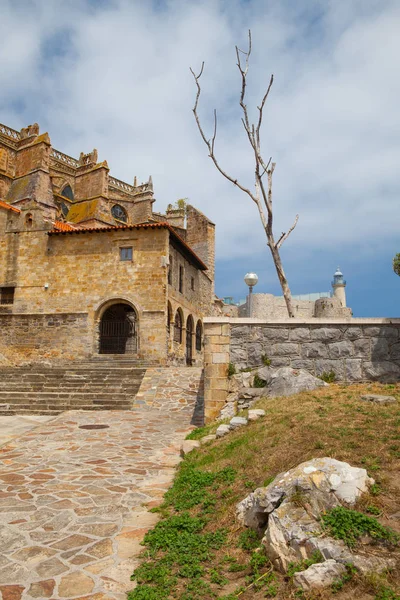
[{"left": 1, "top": 0, "right": 399, "bottom": 310}]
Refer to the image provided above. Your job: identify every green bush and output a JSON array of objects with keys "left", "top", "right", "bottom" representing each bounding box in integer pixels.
[{"left": 319, "top": 370, "right": 336, "bottom": 383}]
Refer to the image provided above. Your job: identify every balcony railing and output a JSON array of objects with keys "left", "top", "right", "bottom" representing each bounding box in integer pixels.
[
  {"left": 0, "top": 123, "right": 21, "bottom": 140},
  {"left": 51, "top": 149, "right": 80, "bottom": 168}
]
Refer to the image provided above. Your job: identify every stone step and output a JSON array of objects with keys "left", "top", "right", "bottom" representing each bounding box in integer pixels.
[{"left": 0, "top": 358, "right": 151, "bottom": 415}]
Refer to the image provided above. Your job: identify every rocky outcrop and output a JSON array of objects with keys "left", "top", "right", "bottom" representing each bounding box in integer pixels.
[
  {"left": 237, "top": 458, "right": 395, "bottom": 590},
  {"left": 221, "top": 366, "right": 327, "bottom": 417}
]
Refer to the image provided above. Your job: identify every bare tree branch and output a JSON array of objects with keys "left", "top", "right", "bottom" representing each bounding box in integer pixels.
[
  {"left": 276, "top": 214, "right": 299, "bottom": 249},
  {"left": 190, "top": 32, "right": 299, "bottom": 317},
  {"left": 190, "top": 64, "right": 257, "bottom": 203}
]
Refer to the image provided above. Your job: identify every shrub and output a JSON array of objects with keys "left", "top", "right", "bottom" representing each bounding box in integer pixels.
[
  {"left": 261, "top": 354, "right": 271, "bottom": 366},
  {"left": 227, "top": 362, "right": 236, "bottom": 377},
  {"left": 253, "top": 374, "right": 267, "bottom": 388},
  {"left": 319, "top": 370, "right": 336, "bottom": 383}
]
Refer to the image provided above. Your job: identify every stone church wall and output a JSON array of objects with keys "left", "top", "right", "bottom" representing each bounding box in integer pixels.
[
  {"left": 203, "top": 317, "right": 400, "bottom": 422},
  {"left": 0, "top": 312, "right": 89, "bottom": 365}
]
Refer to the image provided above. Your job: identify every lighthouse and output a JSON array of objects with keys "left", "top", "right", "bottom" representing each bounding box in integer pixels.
[{"left": 332, "top": 267, "right": 347, "bottom": 307}]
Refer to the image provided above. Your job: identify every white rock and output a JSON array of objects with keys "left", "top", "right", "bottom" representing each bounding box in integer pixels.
[
  {"left": 248, "top": 409, "right": 266, "bottom": 421},
  {"left": 236, "top": 457, "right": 382, "bottom": 581},
  {"left": 267, "top": 367, "right": 328, "bottom": 397},
  {"left": 293, "top": 560, "right": 346, "bottom": 590},
  {"left": 229, "top": 416, "right": 248, "bottom": 429},
  {"left": 180, "top": 440, "right": 200, "bottom": 457},
  {"left": 216, "top": 424, "right": 231, "bottom": 438}
]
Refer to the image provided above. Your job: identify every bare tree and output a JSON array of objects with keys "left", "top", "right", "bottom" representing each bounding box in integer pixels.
[{"left": 190, "top": 30, "right": 298, "bottom": 318}]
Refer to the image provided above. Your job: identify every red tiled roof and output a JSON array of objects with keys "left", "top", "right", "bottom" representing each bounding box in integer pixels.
[
  {"left": 53, "top": 220, "right": 78, "bottom": 232},
  {"left": 0, "top": 200, "right": 20, "bottom": 213},
  {"left": 48, "top": 221, "right": 208, "bottom": 270}
]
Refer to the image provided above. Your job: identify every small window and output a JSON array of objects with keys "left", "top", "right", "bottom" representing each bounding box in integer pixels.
[
  {"left": 168, "top": 257, "right": 173, "bottom": 285},
  {"left": 0, "top": 287, "right": 15, "bottom": 305},
  {"left": 179, "top": 266, "right": 184, "bottom": 293},
  {"left": 120, "top": 247, "right": 132, "bottom": 261},
  {"left": 112, "top": 204, "right": 127, "bottom": 223},
  {"left": 191, "top": 277, "right": 195, "bottom": 291}
]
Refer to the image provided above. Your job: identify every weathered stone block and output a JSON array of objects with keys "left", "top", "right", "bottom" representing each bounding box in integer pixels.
[
  {"left": 310, "top": 328, "right": 342, "bottom": 342},
  {"left": 302, "top": 343, "right": 329, "bottom": 358},
  {"left": 315, "top": 359, "right": 344, "bottom": 380},
  {"left": 270, "top": 358, "right": 291, "bottom": 367},
  {"left": 353, "top": 338, "right": 370, "bottom": 358},
  {"left": 363, "top": 361, "right": 400, "bottom": 382},
  {"left": 262, "top": 327, "right": 289, "bottom": 342},
  {"left": 291, "top": 359, "right": 315, "bottom": 372},
  {"left": 328, "top": 341, "right": 353, "bottom": 358},
  {"left": 205, "top": 324, "right": 223, "bottom": 335},
  {"left": 289, "top": 327, "right": 311, "bottom": 342},
  {"left": 345, "top": 359, "right": 362, "bottom": 381},
  {"left": 270, "top": 343, "right": 300, "bottom": 357},
  {"left": 370, "top": 338, "right": 390, "bottom": 360},
  {"left": 389, "top": 342, "right": 400, "bottom": 359},
  {"left": 230, "top": 347, "right": 247, "bottom": 364},
  {"left": 343, "top": 327, "right": 363, "bottom": 340}
]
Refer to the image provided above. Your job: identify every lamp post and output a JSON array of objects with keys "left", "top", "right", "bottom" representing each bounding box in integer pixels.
[{"left": 244, "top": 272, "right": 258, "bottom": 317}]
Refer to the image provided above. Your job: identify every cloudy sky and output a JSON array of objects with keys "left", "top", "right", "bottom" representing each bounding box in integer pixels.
[{"left": 1, "top": 0, "right": 399, "bottom": 316}]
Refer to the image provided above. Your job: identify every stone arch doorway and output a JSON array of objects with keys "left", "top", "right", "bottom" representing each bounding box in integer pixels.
[
  {"left": 99, "top": 303, "right": 138, "bottom": 354},
  {"left": 186, "top": 315, "right": 194, "bottom": 366}
]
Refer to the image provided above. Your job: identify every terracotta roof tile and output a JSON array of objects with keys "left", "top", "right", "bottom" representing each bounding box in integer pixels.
[
  {"left": 53, "top": 220, "right": 78, "bottom": 232},
  {"left": 48, "top": 221, "right": 208, "bottom": 270},
  {"left": 0, "top": 200, "right": 20, "bottom": 213}
]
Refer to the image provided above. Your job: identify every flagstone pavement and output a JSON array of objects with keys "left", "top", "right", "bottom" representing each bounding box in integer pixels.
[{"left": 0, "top": 404, "right": 196, "bottom": 600}]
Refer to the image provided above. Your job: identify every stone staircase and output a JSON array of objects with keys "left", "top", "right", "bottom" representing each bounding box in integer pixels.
[{"left": 0, "top": 357, "right": 152, "bottom": 415}]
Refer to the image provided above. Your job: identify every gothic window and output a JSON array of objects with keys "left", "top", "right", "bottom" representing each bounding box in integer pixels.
[
  {"left": 195, "top": 320, "right": 202, "bottom": 351},
  {"left": 0, "top": 287, "right": 15, "bottom": 305},
  {"left": 61, "top": 185, "right": 74, "bottom": 201},
  {"left": 174, "top": 310, "right": 183, "bottom": 343},
  {"left": 111, "top": 204, "right": 127, "bottom": 223},
  {"left": 60, "top": 202, "right": 69, "bottom": 217}
]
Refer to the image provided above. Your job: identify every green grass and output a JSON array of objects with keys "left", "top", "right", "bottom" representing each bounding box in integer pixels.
[{"left": 129, "top": 382, "right": 400, "bottom": 600}]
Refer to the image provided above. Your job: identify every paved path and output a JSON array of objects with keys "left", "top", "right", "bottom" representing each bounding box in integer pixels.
[
  {"left": 0, "top": 416, "right": 56, "bottom": 447},
  {"left": 0, "top": 405, "right": 194, "bottom": 599}
]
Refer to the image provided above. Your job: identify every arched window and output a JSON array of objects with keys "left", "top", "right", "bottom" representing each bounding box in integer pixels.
[
  {"left": 174, "top": 309, "right": 183, "bottom": 343},
  {"left": 61, "top": 185, "right": 74, "bottom": 201},
  {"left": 195, "top": 320, "right": 202, "bottom": 351},
  {"left": 25, "top": 213, "right": 33, "bottom": 228}
]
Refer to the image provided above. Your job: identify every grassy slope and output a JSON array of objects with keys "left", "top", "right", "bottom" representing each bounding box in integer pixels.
[{"left": 129, "top": 382, "right": 400, "bottom": 600}]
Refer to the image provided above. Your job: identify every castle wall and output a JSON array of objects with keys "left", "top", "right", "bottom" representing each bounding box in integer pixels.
[{"left": 203, "top": 317, "right": 400, "bottom": 422}]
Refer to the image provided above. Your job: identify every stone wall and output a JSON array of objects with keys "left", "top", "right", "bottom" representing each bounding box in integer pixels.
[
  {"left": 0, "top": 312, "right": 89, "bottom": 365},
  {"left": 203, "top": 317, "right": 400, "bottom": 422}
]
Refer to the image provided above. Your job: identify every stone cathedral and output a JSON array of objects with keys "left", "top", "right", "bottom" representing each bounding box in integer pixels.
[{"left": 0, "top": 122, "right": 215, "bottom": 366}]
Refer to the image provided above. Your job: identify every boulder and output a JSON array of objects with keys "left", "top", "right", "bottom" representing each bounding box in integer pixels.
[
  {"left": 216, "top": 424, "right": 231, "bottom": 439},
  {"left": 248, "top": 409, "right": 266, "bottom": 421},
  {"left": 180, "top": 440, "right": 200, "bottom": 457},
  {"left": 219, "top": 401, "right": 237, "bottom": 420},
  {"left": 266, "top": 367, "right": 328, "bottom": 397},
  {"left": 237, "top": 457, "right": 379, "bottom": 581},
  {"left": 293, "top": 559, "right": 346, "bottom": 590},
  {"left": 360, "top": 394, "right": 397, "bottom": 405},
  {"left": 229, "top": 416, "right": 248, "bottom": 429}
]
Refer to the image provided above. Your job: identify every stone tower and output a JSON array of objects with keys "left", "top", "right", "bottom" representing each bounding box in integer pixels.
[{"left": 332, "top": 266, "right": 347, "bottom": 307}]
